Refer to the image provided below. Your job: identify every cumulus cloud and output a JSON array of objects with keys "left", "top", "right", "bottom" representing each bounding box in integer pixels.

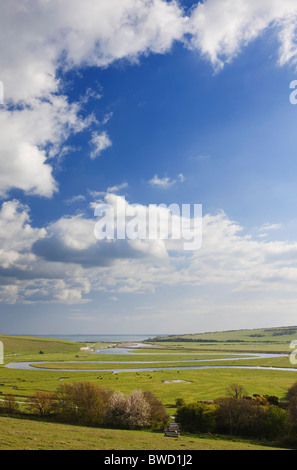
[
  {"left": 0, "top": 0, "right": 186, "bottom": 105},
  {"left": 90, "top": 131, "right": 112, "bottom": 159},
  {"left": 188, "top": 0, "right": 297, "bottom": 70},
  {"left": 1, "top": 197, "right": 297, "bottom": 305},
  {"left": 0, "top": 0, "right": 186, "bottom": 197},
  {"left": 2, "top": 0, "right": 297, "bottom": 311},
  {"left": 0, "top": 95, "right": 88, "bottom": 197},
  {"left": 1, "top": 1, "right": 297, "bottom": 197}
]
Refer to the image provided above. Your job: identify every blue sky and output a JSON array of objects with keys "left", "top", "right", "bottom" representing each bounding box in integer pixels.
[{"left": 2, "top": 0, "right": 297, "bottom": 335}]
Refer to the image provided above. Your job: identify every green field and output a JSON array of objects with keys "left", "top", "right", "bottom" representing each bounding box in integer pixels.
[
  {"left": 149, "top": 325, "right": 297, "bottom": 347},
  {"left": 1, "top": 328, "right": 297, "bottom": 450},
  {"left": 0, "top": 416, "right": 284, "bottom": 450}
]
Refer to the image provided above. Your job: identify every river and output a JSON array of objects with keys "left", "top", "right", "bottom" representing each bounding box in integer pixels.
[{"left": 4, "top": 344, "right": 296, "bottom": 373}]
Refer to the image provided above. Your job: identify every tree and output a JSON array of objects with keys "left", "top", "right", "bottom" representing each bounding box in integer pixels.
[
  {"left": 289, "top": 395, "right": 297, "bottom": 424},
  {"left": 143, "top": 391, "right": 170, "bottom": 429},
  {"left": 175, "top": 402, "right": 216, "bottom": 433},
  {"left": 214, "top": 396, "right": 264, "bottom": 436},
  {"left": 287, "top": 381, "right": 297, "bottom": 401},
  {"left": 105, "top": 391, "right": 127, "bottom": 428},
  {"left": 125, "top": 390, "right": 151, "bottom": 429},
  {"left": 27, "top": 390, "right": 55, "bottom": 416},
  {"left": 214, "top": 396, "right": 287, "bottom": 439},
  {"left": 106, "top": 390, "right": 151, "bottom": 429},
  {"left": 260, "top": 405, "right": 287, "bottom": 439},
  {"left": 1, "top": 394, "right": 19, "bottom": 414},
  {"left": 175, "top": 398, "right": 185, "bottom": 408},
  {"left": 225, "top": 383, "right": 248, "bottom": 399},
  {"left": 55, "top": 381, "right": 112, "bottom": 425}
]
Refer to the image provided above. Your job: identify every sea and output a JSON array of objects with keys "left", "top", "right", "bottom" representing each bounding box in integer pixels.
[{"left": 28, "top": 334, "right": 163, "bottom": 343}]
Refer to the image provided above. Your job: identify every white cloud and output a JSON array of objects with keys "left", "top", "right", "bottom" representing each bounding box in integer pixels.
[
  {"left": 148, "top": 173, "right": 184, "bottom": 189},
  {"left": 0, "top": 0, "right": 186, "bottom": 105},
  {"left": 106, "top": 182, "right": 128, "bottom": 193},
  {"left": 0, "top": 0, "right": 186, "bottom": 196},
  {"left": 64, "top": 195, "right": 86, "bottom": 205},
  {"left": 0, "top": 95, "right": 88, "bottom": 197},
  {"left": 188, "top": 0, "right": 297, "bottom": 70},
  {"left": 258, "top": 223, "right": 282, "bottom": 232},
  {"left": 1, "top": 1, "right": 297, "bottom": 198},
  {"left": 90, "top": 131, "right": 112, "bottom": 159},
  {"left": 2, "top": 197, "right": 297, "bottom": 308},
  {"left": 0, "top": 200, "right": 46, "bottom": 270}
]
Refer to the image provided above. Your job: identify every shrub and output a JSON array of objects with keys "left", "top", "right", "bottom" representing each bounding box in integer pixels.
[
  {"left": 175, "top": 398, "right": 185, "bottom": 408},
  {"left": 27, "top": 390, "right": 55, "bottom": 416},
  {"left": 288, "top": 395, "right": 297, "bottom": 424},
  {"left": 260, "top": 405, "right": 287, "bottom": 439},
  {"left": 214, "top": 397, "right": 265, "bottom": 437},
  {"left": 287, "top": 381, "right": 297, "bottom": 401},
  {"left": 264, "top": 395, "right": 279, "bottom": 406},
  {"left": 214, "top": 396, "right": 287, "bottom": 439},
  {"left": 175, "top": 402, "right": 216, "bottom": 433},
  {"left": 0, "top": 394, "right": 19, "bottom": 414},
  {"left": 54, "top": 381, "right": 112, "bottom": 425},
  {"left": 106, "top": 390, "right": 151, "bottom": 430},
  {"left": 143, "top": 390, "right": 170, "bottom": 429}
]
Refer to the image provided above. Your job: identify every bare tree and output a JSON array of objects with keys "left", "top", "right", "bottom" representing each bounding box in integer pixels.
[
  {"left": 225, "top": 383, "right": 248, "bottom": 399},
  {"left": 55, "top": 381, "right": 112, "bottom": 425},
  {"left": 27, "top": 390, "right": 55, "bottom": 416},
  {"left": 1, "top": 393, "right": 19, "bottom": 414}
]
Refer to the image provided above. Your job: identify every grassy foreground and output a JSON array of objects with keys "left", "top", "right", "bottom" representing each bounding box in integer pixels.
[{"left": 0, "top": 416, "right": 285, "bottom": 450}]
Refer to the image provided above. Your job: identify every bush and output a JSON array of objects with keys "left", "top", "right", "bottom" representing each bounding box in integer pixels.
[
  {"left": 175, "top": 402, "right": 216, "bottom": 433},
  {"left": 214, "top": 396, "right": 287, "bottom": 439},
  {"left": 54, "top": 381, "right": 113, "bottom": 425},
  {"left": 264, "top": 395, "right": 279, "bottom": 406},
  {"left": 260, "top": 405, "right": 287, "bottom": 439},
  {"left": 287, "top": 381, "right": 297, "bottom": 401},
  {"left": 0, "top": 394, "right": 19, "bottom": 414},
  {"left": 214, "top": 397, "right": 265, "bottom": 437},
  {"left": 27, "top": 390, "right": 55, "bottom": 416},
  {"left": 106, "top": 390, "right": 151, "bottom": 430},
  {"left": 143, "top": 391, "right": 170, "bottom": 429},
  {"left": 175, "top": 398, "right": 185, "bottom": 408}
]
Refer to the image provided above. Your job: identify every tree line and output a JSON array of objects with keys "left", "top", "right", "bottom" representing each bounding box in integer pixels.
[
  {"left": 175, "top": 382, "right": 297, "bottom": 446},
  {"left": 3, "top": 380, "right": 297, "bottom": 447},
  {"left": 0, "top": 381, "right": 169, "bottom": 430}
]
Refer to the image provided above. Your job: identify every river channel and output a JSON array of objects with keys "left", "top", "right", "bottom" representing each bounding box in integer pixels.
[{"left": 4, "top": 344, "right": 296, "bottom": 373}]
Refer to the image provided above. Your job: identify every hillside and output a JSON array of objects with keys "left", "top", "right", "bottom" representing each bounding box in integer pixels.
[
  {"left": 148, "top": 326, "right": 297, "bottom": 345},
  {"left": 0, "top": 416, "right": 286, "bottom": 450}
]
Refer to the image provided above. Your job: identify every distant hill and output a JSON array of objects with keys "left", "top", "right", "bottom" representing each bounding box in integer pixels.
[
  {"left": 147, "top": 326, "right": 297, "bottom": 344},
  {"left": 0, "top": 334, "right": 81, "bottom": 357}
]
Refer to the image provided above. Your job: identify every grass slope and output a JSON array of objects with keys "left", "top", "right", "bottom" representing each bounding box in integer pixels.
[
  {"left": 149, "top": 326, "right": 297, "bottom": 352},
  {"left": 0, "top": 416, "right": 286, "bottom": 450}
]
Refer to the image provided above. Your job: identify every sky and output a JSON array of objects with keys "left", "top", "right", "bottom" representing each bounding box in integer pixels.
[{"left": 2, "top": 0, "right": 297, "bottom": 335}]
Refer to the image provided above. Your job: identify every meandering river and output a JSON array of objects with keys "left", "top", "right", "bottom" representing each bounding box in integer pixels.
[{"left": 4, "top": 344, "right": 296, "bottom": 373}]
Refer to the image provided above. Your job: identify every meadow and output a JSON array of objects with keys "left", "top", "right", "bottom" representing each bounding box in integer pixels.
[{"left": 0, "top": 416, "right": 285, "bottom": 450}]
